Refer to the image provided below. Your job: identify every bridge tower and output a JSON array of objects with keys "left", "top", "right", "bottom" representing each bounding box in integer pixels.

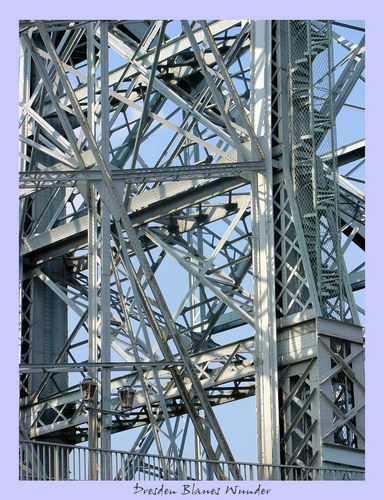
[{"left": 19, "top": 20, "right": 365, "bottom": 480}]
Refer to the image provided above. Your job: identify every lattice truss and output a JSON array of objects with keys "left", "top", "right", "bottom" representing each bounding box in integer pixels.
[
  {"left": 19, "top": 20, "right": 365, "bottom": 472},
  {"left": 278, "top": 324, "right": 365, "bottom": 475}
]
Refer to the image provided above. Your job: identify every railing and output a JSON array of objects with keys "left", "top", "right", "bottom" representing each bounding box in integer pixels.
[{"left": 19, "top": 440, "right": 365, "bottom": 481}]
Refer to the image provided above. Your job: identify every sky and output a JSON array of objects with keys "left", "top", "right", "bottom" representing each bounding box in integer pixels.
[{"left": 1, "top": 2, "right": 381, "bottom": 499}]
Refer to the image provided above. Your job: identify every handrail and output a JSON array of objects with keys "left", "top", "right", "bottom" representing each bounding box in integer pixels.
[{"left": 19, "top": 439, "right": 365, "bottom": 481}]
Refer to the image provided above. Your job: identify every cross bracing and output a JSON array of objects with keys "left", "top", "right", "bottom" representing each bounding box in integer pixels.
[{"left": 19, "top": 20, "right": 365, "bottom": 480}]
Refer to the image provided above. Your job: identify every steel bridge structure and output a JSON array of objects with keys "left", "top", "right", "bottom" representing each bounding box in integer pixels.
[{"left": 19, "top": 20, "right": 365, "bottom": 481}]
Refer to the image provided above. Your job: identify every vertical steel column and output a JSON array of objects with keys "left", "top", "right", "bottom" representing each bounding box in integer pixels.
[
  {"left": 100, "top": 20, "right": 112, "bottom": 480},
  {"left": 249, "top": 20, "right": 280, "bottom": 478},
  {"left": 86, "top": 22, "right": 98, "bottom": 480},
  {"left": 188, "top": 130, "right": 203, "bottom": 472},
  {"left": 188, "top": 135, "right": 214, "bottom": 479}
]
